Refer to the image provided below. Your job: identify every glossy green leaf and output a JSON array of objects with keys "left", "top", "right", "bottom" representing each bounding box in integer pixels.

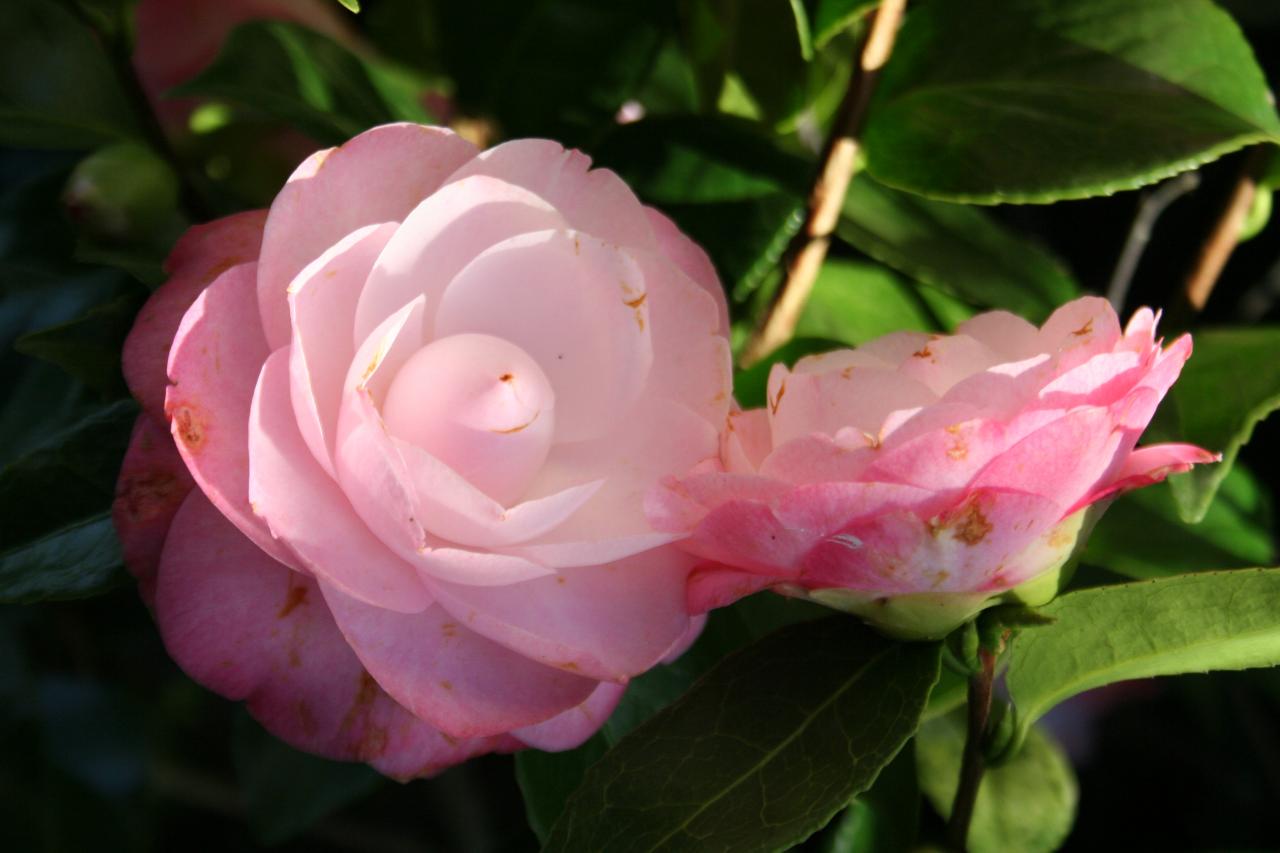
[
  {"left": 0, "top": 400, "right": 136, "bottom": 603},
  {"left": 838, "top": 179, "right": 1079, "bottom": 321},
  {"left": 334, "top": 0, "right": 360, "bottom": 11},
  {"left": 813, "top": 0, "right": 877, "bottom": 48},
  {"left": 864, "top": 0, "right": 1280, "bottom": 203},
  {"left": 174, "top": 21, "right": 432, "bottom": 145},
  {"left": 917, "top": 714, "right": 1077, "bottom": 853},
  {"left": 824, "top": 746, "right": 919, "bottom": 853},
  {"left": 544, "top": 617, "right": 941, "bottom": 853},
  {"left": 1084, "top": 466, "right": 1274, "bottom": 580},
  {"left": 788, "top": 0, "right": 815, "bottom": 60},
  {"left": 1005, "top": 569, "right": 1280, "bottom": 752},
  {"left": 232, "top": 713, "right": 382, "bottom": 845},
  {"left": 1149, "top": 327, "right": 1280, "bottom": 522},
  {"left": 0, "top": 0, "right": 138, "bottom": 149},
  {"left": 515, "top": 595, "right": 826, "bottom": 842}
]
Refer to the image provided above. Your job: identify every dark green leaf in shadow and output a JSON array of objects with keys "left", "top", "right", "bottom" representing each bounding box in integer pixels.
[
  {"left": 824, "top": 744, "right": 920, "bottom": 853},
  {"left": 15, "top": 288, "right": 145, "bottom": 396},
  {"left": 544, "top": 617, "right": 941, "bottom": 853},
  {"left": 813, "top": 0, "right": 878, "bottom": 48}
]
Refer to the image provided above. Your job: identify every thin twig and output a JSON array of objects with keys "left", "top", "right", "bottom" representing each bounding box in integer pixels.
[
  {"left": 946, "top": 648, "right": 996, "bottom": 852},
  {"left": 739, "top": 0, "right": 907, "bottom": 366},
  {"left": 1106, "top": 171, "right": 1200, "bottom": 311},
  {"left": 1183, "top": 146, "right": 1273, "bottom": 313}
]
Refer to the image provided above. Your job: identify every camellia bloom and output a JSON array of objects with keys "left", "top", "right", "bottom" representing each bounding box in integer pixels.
[
  {"left": 649, "top": 297, "right": 1217, "bottom": 639},
  {"left": 113, "top": 123, "right": 732, "bottom": 777}
]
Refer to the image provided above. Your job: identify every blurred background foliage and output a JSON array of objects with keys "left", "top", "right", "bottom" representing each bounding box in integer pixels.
[{"left": 2, "top": 0, "right": 1280, "bottom": 850}]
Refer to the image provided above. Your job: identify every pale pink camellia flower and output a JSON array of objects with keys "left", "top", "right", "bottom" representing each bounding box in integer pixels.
[
  {"left": 113, "top": 123, "right": 732, "bottom": 777},
  {"left": 648, "top": 297, "right": 1217, "bottom": 639}
]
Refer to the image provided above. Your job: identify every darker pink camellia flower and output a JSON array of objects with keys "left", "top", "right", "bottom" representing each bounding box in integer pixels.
[
  {"left": 133, "top": 0, "right": 352, "bottom": 127},
  {"left": 113, "top": 123, "right": 732, "bottom": 777},
  {"left": 649, "top": 297, "right": 1217, "bottom": 639}
]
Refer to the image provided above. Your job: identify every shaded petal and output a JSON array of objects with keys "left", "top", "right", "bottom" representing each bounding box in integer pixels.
[
  {"left": 644, "top": 206, "right": 729, "bottom": 334},
  {"left": 512, "top": 683, "right": 626, "bottom": 751},
  {"left": 722, "top": 408, "right": 772, "bottom": 474},
  {"left": 248, "top": 348, "right": 431, "bottom": 612},
  {"left": 258, "top": 124, "right": 477, "bottom": 347},
  {"left": 687, "top": 565, "right": 776, "bottom": 614},
  {"left": 124, "top": 210, "right": 266, "bottom": 424},
  {"left": 112, "top": 415, "right": 194, "bottom": 605},
  {"left": 321, "top": 582, "right": 598, "bottom": 738},
  {"left": 956, "top": 310, "right": 1042, "bottom": 363},
  {"left": 429, "top": 546, "right": 697, "bottom": 682},
  {"left": 155, "top": 491, "right": 503, "bottom": 778},
  {"left": 165, "top": 261, "right": 294, "bottom": 566},
  {"left": 1078, "top": 443, "right": 1219, "bottom": 509}
]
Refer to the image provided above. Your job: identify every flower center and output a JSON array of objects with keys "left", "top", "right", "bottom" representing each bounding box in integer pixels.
[{"left": 381, "top": 333, "right": 556, "bottom": 505}]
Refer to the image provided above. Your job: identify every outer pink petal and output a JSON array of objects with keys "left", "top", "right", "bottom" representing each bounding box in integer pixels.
[
  {"left": 442, "top": 139, "right": 654, "bottom": 248},
  {"left": 288, "top": 222, "right": 398, "bottom": 477},
  {"left": 257, "top": 124, "right": 478, "bottom": 347},
  {"left": 165, "top": 261, "right": 295, "bottom": 567},
  {"left": 1037, "top": 296, "right": 1123, "bottom": 371},
  {"left": 768, "top": 360, "right": 936, "bottom": 446},
  {"left": 1078, "top": 443, "right": 1219, "bottom": 508},
  {"left": 123, "top": 211, "right": 267, "bottom": 424},
  {"left": 644, "top": 207, "right": 729, "bottom": 335},
  {"left": 801, "top": 489, "right": 1066, "bottom": 594},
  {"left": 687, "top": 565, "right": 777, "bottom": 614},
  {"left": 723, "top": 408, "right": 773, "bottom": 474},
  {"left": 956, "top": 310, "right": 1042, "bottom": 362},
  {"left": 427, "top": 546, "right": 697, "bottom": 682},
  {"left": 320, "top": 582, "right": 599, "bottom": 739},
  {"left": 248, "top": 348, "right": 431, "bottom": 612},
  {"left": 112, "top": 415, "right": 195, "bottom": 605},
  {"left": 155, "top": 491, "right": 504, "bottom": 778},
  {"left": 512, "top": 683, "right": 626, "bottom": 751},
  {"left": 354, "top": 175, "right": 565, "bottom": 346},
  {"left": 631, "top": 246, "right": 733, "bottom": 427}
]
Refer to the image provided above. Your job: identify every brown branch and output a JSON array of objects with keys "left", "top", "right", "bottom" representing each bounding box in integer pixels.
[
  {"left": 945, "top": 647, "right": 996, "bottom": 853},
  {"left": 1183, "top": 146, "right": 1273, "bottom": 313},
  {"left": 739, "top": 0, "right": 908, "bottom": 367}
]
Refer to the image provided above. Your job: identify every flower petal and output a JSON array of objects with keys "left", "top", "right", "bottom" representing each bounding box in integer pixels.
[
  {"left": 320, "top": 582, "right": 599, "bottom": 738},
  {"left": 155, "top": 491, "right": 505, "bottom": 778},
  {"left": 257, "top": 124, "right": 477, "bottom": 347},
  {"left": 512, "top": 682, "right": 627, "bottom": 751}
]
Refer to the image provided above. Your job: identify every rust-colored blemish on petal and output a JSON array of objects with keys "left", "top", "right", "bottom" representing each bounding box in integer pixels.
[
  {"left": 951, "top": 500, "right": 993, "bottom": 546},
  {"left": 912, "top": 345, "right": 933, "bottom": 359},
  {"left": 931, "top": 570, "right": 950, "bottom": 589},
  {"left": 441, "top": 622, "right": 458, "bottom": 639},
  {"left": 295, "top": 701, "right": 319, "bottom": 738},
  {"left": 624, "top": 292, "right": 647, "bottom": 331},
  {"left": 440, "top": 731, "right": 459, "bottom": 747},
  {"left": 768, "top": 380, "right": 787, "bottom": 415},
  {"left": 840, "top": 367, "right": 854, "bottom": 379},
  {"left": 277, "top": 581, "right": 308, "bottom": 619},
  {"left": 439, "top": 680, "right": 453, "bottom": 691},
  {"left": 171, "top": 405, "right": 206, "bottom": 450},
  {"left": 1071, "top": 319, "right": 1094, "bottom": 337},
  {"left": 557, "top": 661, "right": 580, "bottom": 672},
  {"left": 555, "top": 576, "right": 566, "bottom": 585},
  {"left": 1047, "top": 524, "right": 1075, "bottom": 550},
  {"left": 492, "top": 411, "right": 539, "bottom": 434},
  {"left": 499, "top": 373, "right": 513, "bottom": 382},
  {"left": 338, "top": 670, "right": 390, "bottom": 760}
]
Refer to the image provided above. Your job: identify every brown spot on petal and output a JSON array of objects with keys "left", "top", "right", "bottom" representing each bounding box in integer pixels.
[
  {"left": 339, "top": 671, "right": 390, "bottom": 761},
  {"left": 624, "top": 293, "right": 647, "bottom": 331},
  {"left": 441, "top": 622, "right": 458, "bottom": 639},
  {"left": 557, "top": 661, "right": 580, "bottom": 672},
  {"left": 1071, "top": 319, "right": 1094, "bottom": 337},
  {"left": 277, "top": 582, "right": 308, "bottom": 619},
  {"left": 912, "top": 345, "right": 934, "bottom": 360},
  {"left": 499, "top": 373, "right": 513, "bottom": 382},
  {"left": 439, "top": 680, "right": 453, "bottom": 691},
  {"left": 172, "top": 405, "right": 205, "bottom": 450},
  {"left": 1047, "top": 524, "right": 1075, "bottom": 550},
  {"left": 556, "top": 576, "right": 566, "bottom": 585},
  {"left": 492, "top": 411, "right": 539, "bottom": 434},
  {"left": 951, "top": 500, "right": 993, "bottom": 546},
  {"left": 768, "top": 380, "right": 787, "bottom": 415}
]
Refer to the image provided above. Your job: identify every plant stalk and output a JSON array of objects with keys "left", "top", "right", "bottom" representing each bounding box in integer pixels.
[
  {"left": 945, "top": 647, "right": 996, "bottom": 852},
  {"left": 739, "top": 0, "right": 907, "bottom": 367}
]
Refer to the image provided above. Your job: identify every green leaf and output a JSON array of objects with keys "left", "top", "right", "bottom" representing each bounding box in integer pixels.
[
  {"left": 1005, "top": 569, "right": 1280, "bottom": 753},
  {"left": 788, "top": 0, "right": 815, "bottom": 61},
  {"left": 544, "top": 617, "right": 941, "bottom": 853},
  {"left": 798, "top": 260, "right": 938, "bottom": 346},
  {"left": 824, "top": 746, "right": 919, "bottom": 853},
  {"left": 838, "top": 179, "right": 1079, "bottom": 321},
  {"left": 1084, "top": 465, "right": 1274, "bottom": 580},
  {"left": 0, "top": 400, "right": 137, "bottom": 602},
  {"left": 0, "top": 0, "right": 138, "bottom": 149},
  {"left": 813, "top": 0, "right": 877, "bottom": 48},
  {"left": 174, "top": 21, "right": 432, "bottom": 145},
  {"left": 1149, "top": 327, "right": 1280, "bottom": 522},
  {"left": 15, "top": 288, "right": 145, "bottom": 396},
  {"left": 863, "top": 0, "right": 1280, "bottom": 203},
  {"left": 334, "top": 0, "right": 360, "bottom": 11},
  {"left": 515, "top": 594, "right": 826, "bottom": 842},
  {"left": 232, "top": 713, "right": 381, "bottom": 845},
  {"left": 916, "top": 714, "right": 1077, "bottom": 853}
]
